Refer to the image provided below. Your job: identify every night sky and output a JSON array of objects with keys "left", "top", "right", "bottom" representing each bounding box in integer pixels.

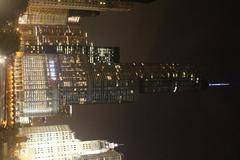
[
  {"left": 49, "top": 0, "right": 239, "bottom": 160},
  {"left": 1, "top": 0, "right": 238, "bottom": 159}
]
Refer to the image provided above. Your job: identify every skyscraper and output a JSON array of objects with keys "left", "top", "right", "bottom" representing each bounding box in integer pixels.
[
  {"left": 10, "top": 52, "right": 71, "bottom": 126},
  {"left": 8, "top": 52, "right": 204, "bottom": 126},
  {"left": 18, "top": 24, "right": 120, "bottom": 64},
  {"left": 78, "top": 150, "right": 123, "bottom": 160},
  {"left": 59, "top": 54, "right": 203, "bottom": 105},
  {"left": 19, "top": 0, "right": 133, "bottom": 25},
  {"left": 14, "top": 125, "right": 121, "bottom": 160},
  {"left": 18, "top": 24, "right": 88, "bottom": 52}
]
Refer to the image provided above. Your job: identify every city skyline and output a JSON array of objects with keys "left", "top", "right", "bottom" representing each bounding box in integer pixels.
[
  {"left": 1, "top": 1, "right": 161, "bottom": 160},
  {"left": 53, "top": 1, "right": 238, "bottom": 160},
  {"left": 0, "top": 0, "right": 238, "bottom": 160},
  {"left": 2, "top": 0, "right": 212, "bottom": 129}
]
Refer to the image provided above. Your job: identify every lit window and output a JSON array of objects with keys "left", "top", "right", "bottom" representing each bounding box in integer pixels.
[
  {"left": 182, "top": 72, "right": 186, "bottom": 78},
  {"left": 106, "top": 76, "right": 112, "bottom": 80}
]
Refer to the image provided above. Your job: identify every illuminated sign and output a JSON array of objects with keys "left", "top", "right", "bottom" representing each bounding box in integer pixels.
[
  {"left": 68, "top": 16, "right": 80, "bottom": 23},
  {"left": 18, "top": 15, "right": 28, "bottom": 24}
]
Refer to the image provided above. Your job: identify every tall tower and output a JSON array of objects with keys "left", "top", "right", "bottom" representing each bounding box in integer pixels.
[
  {"left": 18, "top": 24, "right": 120, "bottom": 64},
  {"left": 11, "top": 53, "right": 203, "bottom": 105},
  {"left": 59, "top": 54, "right": 203, "bottom": 105},
  {"left": 14, "top": 125, "right": 121, "bottom": 160},
  {"left": 9, "top": 52, "right": 204, "bottom": 125},
  {"left": 18, "top": 0, "right": 133, "bottom": 25}
]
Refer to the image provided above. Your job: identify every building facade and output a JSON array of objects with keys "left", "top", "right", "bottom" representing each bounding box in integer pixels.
[
  {"left": 15, "top": 125, "right": 120, "bottom": 160},
  {"left": 0, "top": 56, "right": 7, "bottom": 128},
  {"left": 12, "top": 52, "right": 67, "bottom": 125},
  {"left": 59, "top": 54, "right": 202, "bottom": 105},
  {"left": 13, "top": 53, "right": 202, "bottom": 105},
  {"left": 19, "top": 0, "right": 133, "bottom": 25},
  {"left": 10, "top": 52, "right": 203, "bottom": 125},
  {"left": 78, "top": 150, "right": 123, "bottom": 160},
  {"left": 18, "top": 24, "right": 88, "bottom": 53},
  {"left": 18, "top": 25, "right": 120, "bottom": 64}
]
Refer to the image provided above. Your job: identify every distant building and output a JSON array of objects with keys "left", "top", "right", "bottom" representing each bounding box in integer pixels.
[
  {"left": 12, "top": 52, "right": 71, "bottom": 125},
  {"left": 18, "top": 0, "right": 133, "bottom": 25},
  {"left": 18, "top": 25, "right": 120, "bottom": 64},
  {"left": 18, "top": 24, "right": 88, "bottom": 52},
  {"left": 78, "top": 150, "right": 123, "bottom": 160},
  {"left": 59, "top": 54, "right": 202, "bottom": 105},
  {"left": 15, "top": 125, "right": 120, "bottom": 160}
]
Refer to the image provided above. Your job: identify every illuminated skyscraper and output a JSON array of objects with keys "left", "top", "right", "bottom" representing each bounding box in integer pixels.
[
  {"left": 19, "top": 0, "right": 133, "bottom": 25},
  {"left": 78, "top": 150, "right": 123, "bottom": 160},
  {"left": 18, "top": 24, "right": 120, "bottom": 64},
  {"left": 11, "top": 52, "right": 71, "bottom": 125},
  {"left": 59, "top": 54, "right": 203, "bottom": 105},
  {"left": 17, "top": 0, "right": 124, "bottom": 66},
  {"left": 11, "top": 53, "right": 203, "bottom": 108},
  {"left": 15, "top": 125, "right": 121, "bottom": 160},
  {"left": 18, "top": 24, "right": 88, "bottom": 53}
]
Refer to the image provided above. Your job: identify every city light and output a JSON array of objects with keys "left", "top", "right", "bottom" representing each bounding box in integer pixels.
[{"left": 0, "top": 55, "right": 7, "bottom": 63}]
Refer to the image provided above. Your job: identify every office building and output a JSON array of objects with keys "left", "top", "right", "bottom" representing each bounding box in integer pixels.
[
  {"left": 14, "top": 125, "right": 120, "bottom": 160},
  {"left": 19, "top": 0, "right": 133, "bottom": 25},
  {"left": 78, "top": 150, "right": 123, "bottom": 160},
  {"left": 18, "top": 25, "right": 120, "bottom": 64},
  {"left": 7, "top": 47, "right": 205, "bottom": 125},
  {"left": 59, "top": 54, "right": 202, "bottom": 105},
  {"left": 18, "top": 24, "right": 88, "bottom": 53},
  {"left": 11, "top": 52, "right": 71, "bottom": 125},
  {"left": 11, "top": 53, "right": 202, "bottom": 106}
]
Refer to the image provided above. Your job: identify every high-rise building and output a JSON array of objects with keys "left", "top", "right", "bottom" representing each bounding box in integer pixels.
[
  {"left": 19, "top": 0, "right": 133, "bottom": 25},
  {"left": 14, "top": 125, "right": 121, "bottom": 160},
  {"left": 9, "top": 52, "right": 203, "bottom": 125},
  {"left": 18, "top": 24, "right": 120, "bottom": 64},
  {"left": 11, "top": 53, "right": 203, "bottom": 108},
  {"left": 77, "top": 150, "right": 123, "bottom": 160},
  {"left": 59, "top": 54, "right": 203, "bottom": 105},
  {"left": 11, "top": 52, "right": 71, "bottom": 125},
  {"left": 18, "top": 24, "right": 88, "bottom": 53}
]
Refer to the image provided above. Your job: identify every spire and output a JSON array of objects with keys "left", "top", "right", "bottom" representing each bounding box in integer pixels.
[{"left": 208, "top": 83, "right": 231, "bottom": 87}]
